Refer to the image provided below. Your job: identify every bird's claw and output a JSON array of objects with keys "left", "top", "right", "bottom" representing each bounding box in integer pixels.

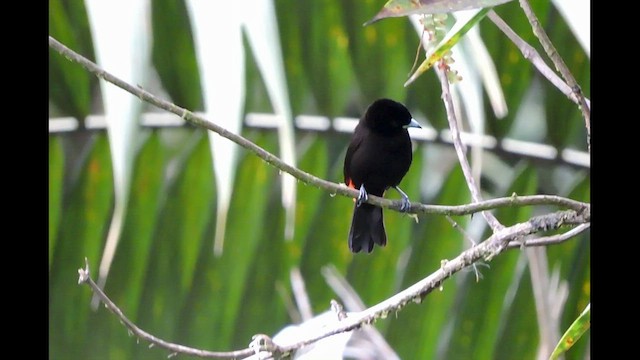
[
  {"left": 394, "top": 186, "right": 411, "bottom": 213},
  {"left": 356, "top": 185, "right": 369, "bottom": 207},
  {"left": 399, "top": 197, "right": 411, "bottom": 213}
]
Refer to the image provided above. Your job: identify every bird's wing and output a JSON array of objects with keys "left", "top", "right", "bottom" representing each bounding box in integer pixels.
[{"left": 344, "top": 124, "right": 365, "bottom": 187}]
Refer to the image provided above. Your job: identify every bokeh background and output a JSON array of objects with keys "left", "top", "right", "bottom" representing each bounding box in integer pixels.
[{"left": 49, "top": 0, "right": 590, "bottom": 359}]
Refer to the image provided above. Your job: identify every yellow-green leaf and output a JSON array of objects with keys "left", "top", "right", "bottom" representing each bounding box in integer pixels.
[
  {"left": 550, "top": 303, "right": 590, "bottom": 360},
  {"left": 405, "top": 8, "right": 490, "bottom": 86}
]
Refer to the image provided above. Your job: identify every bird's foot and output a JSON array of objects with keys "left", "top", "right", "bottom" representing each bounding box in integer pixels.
[
  {"left": 395, "top": 186, "right": 411, "bottom": 212},
  {"left": 399, "top": 197, "right": 411, "bottom": 212},
  {"left": 356, "top": 185, "right": 369, "bottom": 207}
]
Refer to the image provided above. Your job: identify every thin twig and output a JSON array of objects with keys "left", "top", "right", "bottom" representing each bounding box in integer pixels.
[
  {"left": 77, "top": 258, "right": 258, "bottom": 359},
  {"left": 48, "top": 36, "right": 588, "bottom": 217},
  {"left": 409, "top": 17, "right": 427, "bottom": 77},
  {"left": 508, "top": 223, "right": 590, "bottom": 248},
  {"left": 445, "top": 215, "right": 481, "bottom": 281},
  {"left": 445, "top": 215, "right": 477, "bottom": 246},
  {"left": 408, "top": 193, "right": 588, "bottom": 215},
  {"left": 487, "top": 11, "right": 591, "bottom": 110},
  {"left": 435, "top": 63, "right": 504, "bottom": 232},
  {"left": 518, "top": 0, "right": 591, "bottom": 152}
]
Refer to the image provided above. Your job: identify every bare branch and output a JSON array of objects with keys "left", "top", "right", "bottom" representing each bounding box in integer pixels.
[
  {"left": 445, "top": 215, "right": 482, "bottom": 281},
  {"left": 411, "top": 14, "right": 505, "bottom": 232},
  {"left": 517, "top": 0, "right": 591, "bottom": 152},
  {"left": 77, "top": 259, "right": 258, "bottom": 359},
  {"left": 48, "top": 36, "right": 588, "bottom": 217},
  {"left": 508, "top": 223, "right": 590, "bottom": 249},
  {"left": 487, "top": 11, "right": 591, "bottom": 110},
  {"left": 390, "top": 193, "right": 588, "bottom": 215},
  {"left": 435, "top": 64, "right": 504, "bottom": 232},
  {"left": 445, "top": 215, "right": 477, "bottom": 246}
]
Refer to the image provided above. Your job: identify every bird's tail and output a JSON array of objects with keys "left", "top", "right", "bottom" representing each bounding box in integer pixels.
[{"left": 348, "top": 203, "right": 386, "bottom": 253}]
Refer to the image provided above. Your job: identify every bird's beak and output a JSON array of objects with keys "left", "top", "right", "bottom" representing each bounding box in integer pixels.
[{"left": 404, "top": 118, "right": 422, "bottom": 129}]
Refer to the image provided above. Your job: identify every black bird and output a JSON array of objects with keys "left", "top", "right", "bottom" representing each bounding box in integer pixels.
[{"left": 343, "top": 98, "right": 421, "bottom": 253}]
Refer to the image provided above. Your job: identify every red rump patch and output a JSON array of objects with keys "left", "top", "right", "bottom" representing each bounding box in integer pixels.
[{"left": 347, "top": 179, "right": 356, "bottom": 202}]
